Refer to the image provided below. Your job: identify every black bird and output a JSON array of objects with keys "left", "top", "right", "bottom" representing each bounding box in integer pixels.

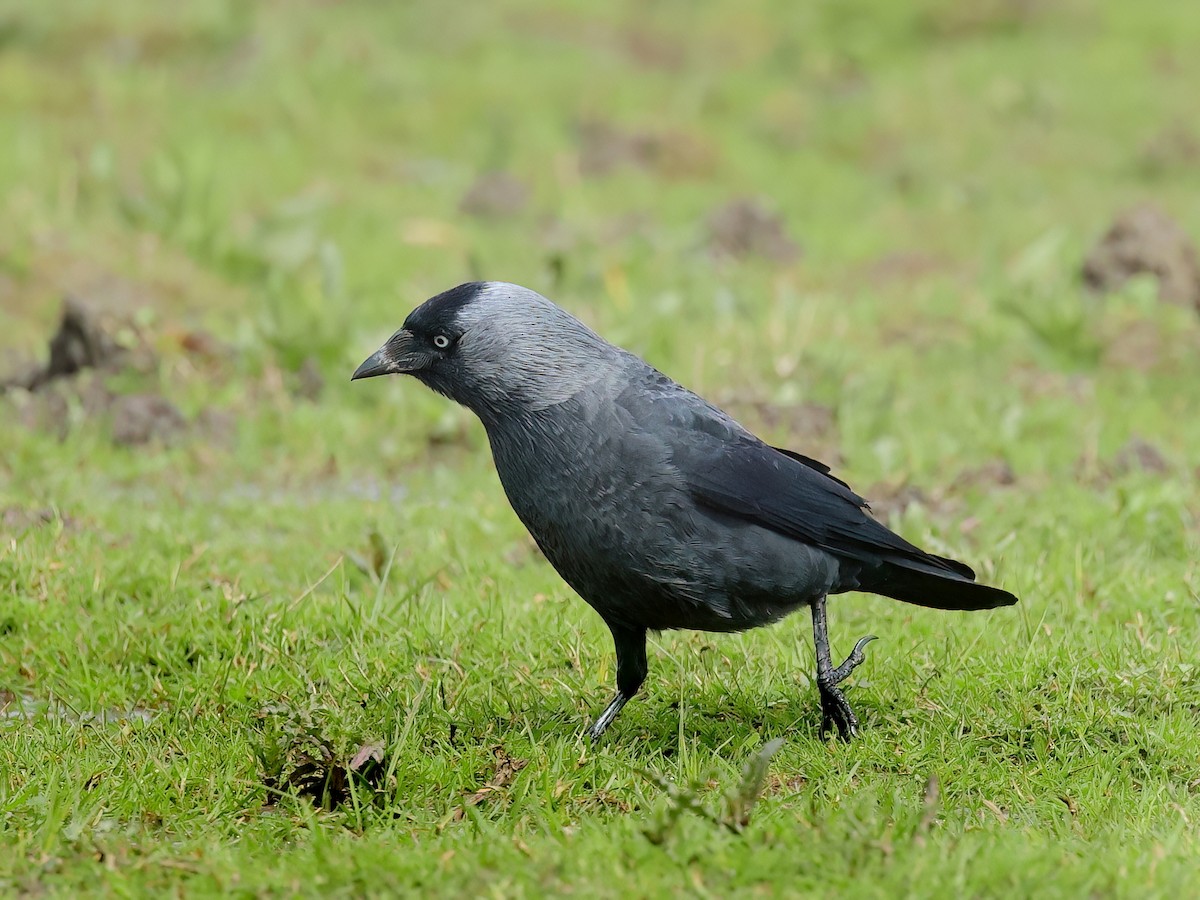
[{"left": 354, "top": 282, "right": 1018, "bottom": 740}]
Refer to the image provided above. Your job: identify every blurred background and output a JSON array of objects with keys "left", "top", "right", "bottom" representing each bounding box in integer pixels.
[
  {"left": 2, "top": 0, "right": 1199, "bottom": 433},
  {"left": 2, "top": 0, "right": 1197, "bottom": 434},
  {"left": 2, "top": 1, "right": 1200, "bottom": 890}
]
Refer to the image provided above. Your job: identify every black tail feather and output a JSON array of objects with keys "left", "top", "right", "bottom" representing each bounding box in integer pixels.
[{"left": 867, "top": 562, "right": 1018, "bottom": 611}]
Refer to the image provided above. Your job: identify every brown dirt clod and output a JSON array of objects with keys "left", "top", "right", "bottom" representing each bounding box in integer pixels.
[
  {"left": 293, "top": 357, "right": 325, "bottom": 401},
  {"left": 1112, "top": 436, "right": 1171, "bottom": 476},
  {"left": 735, "top": 399, "right": 836, "bottom": 441},
  {"left": 576, "top": 120, "right": 718, "bottom": 180},
  {"left": 950, "top": 459, "right": 1017, "bottom": 491},
  {"left": 459, "top": 172, "right": 531, "bottom": 219},
  {"left": 276, "top": 740, "right": 389, "bottom": 810},
  {"left": 721, "top": 398, "right": 840, "bottom": 468},
  {"left": 706, "top": 198, "right": 800, "bottom": 264},
  {"left": 1081, "top": 204, "right": 1200, "bottom": 310},
  {"left": 110, "top": 393, "right": 187, "bottom": 447},
  {"left": 2, "top": 296, "right": 128, "bottom": 391},
  {"left": 1138, "top": 124, "right": 1200, "bottom": 176},
  {"left": 1, "top": 506, "right": 73, "bottom": 535},
  {"left": 44, "top": 297, "right": 122, "bottom": 380}
]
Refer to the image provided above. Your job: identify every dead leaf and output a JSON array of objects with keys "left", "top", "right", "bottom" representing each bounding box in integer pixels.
[{"left": 455, "top": 745, "right": 529, "bottom": 820}]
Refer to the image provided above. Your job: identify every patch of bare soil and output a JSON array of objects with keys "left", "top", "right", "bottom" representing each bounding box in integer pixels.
[
  {"left": 1075, "top": 435, "right": 1173, "bottom": 488},
  {"left": 1, "top": 296, "right": 126, "bottom": 391},
  {"left": 863, "top": 482, "right": 953, "bottom": 525},
  {"left": 459, "top": 171, "right": 531, "bottom": 219},
  {"left": 1101, "top": 319, "right": 1168, "bottom": 372},
  {"left": 1, "top": 296, "right": 188, "bottom": 446},
  {"left": 8, "top": 361, "right": 119, "bottom": 440},
  {"left": 576, "top": 120, "right": 719, "bottom": 180},
  {"left": 919, "top": 0, "right": 1043, "bottom": 39},
  {"left": 743, "top": 399, "right": 835, "bottom": 438},
  {"left": 705, "top": 198, "right": 800, "bottom": 264},
  {"left": 292, "top": 356, "right": 325, "bottom": 402},
  {"left": 1138, "top": 124, "right": 1200, "bottom": 176},
  {"left": 721, "top": 397, "right": 840, "bottom": 467},
  {"left": 858, "top": 251, "right": 955, "bottom": 289},
  {"left": 950, "top": 459, "right": 1017, "bottom": 491},
  {"left": 110, "top": 393, "right": 187, "bottom": 446},
  {"left": 619, "top": 25, "right": 687, "bottom": 71},
  {"left": 1082, "top": 204, "right": 1200, "bottom": 311},
  {"left": 868, "top": 460, "right": 1019, "bottom": 528},
  {"left": 1, "top": 506, "right": 74, "bottom": 536},
  {"left": 1111, "top": 436, "right": 1171, "bottom": 476},
  {"left": 864, "top": 458, "right": 1022, "bottom": 528}
]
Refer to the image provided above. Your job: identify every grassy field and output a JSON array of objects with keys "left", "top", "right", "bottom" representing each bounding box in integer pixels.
[{"left": 2, "top": 0, "right": 1199, "bottom": 895}]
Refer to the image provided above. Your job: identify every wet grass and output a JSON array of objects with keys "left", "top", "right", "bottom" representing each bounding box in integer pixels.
[{"left": 2, "top": 0, "right": 1199, "bottom": 895}]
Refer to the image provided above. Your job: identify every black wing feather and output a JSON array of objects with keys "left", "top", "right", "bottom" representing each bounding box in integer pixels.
[
  {"left": 685, "top": 436, "right": 974, "bottom": 579},
  {"left": 770, "top": 446, "right": 855, "bottom": 492},
  {"left": 620, "top": 365, "right": 990, "bottom": 588}
]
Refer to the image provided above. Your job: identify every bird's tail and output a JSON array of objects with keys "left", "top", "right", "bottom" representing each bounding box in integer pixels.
[{"left": 865, "top": 557, "right": 1018, "bottom": 611}]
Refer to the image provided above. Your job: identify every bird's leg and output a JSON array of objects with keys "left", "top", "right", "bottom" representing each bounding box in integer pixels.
[
  {"left": 588, "top": 624, "right": 647, "bottom": 742},
  {"left": 810, "top": 595, "right": 877, "bottom": 741}
]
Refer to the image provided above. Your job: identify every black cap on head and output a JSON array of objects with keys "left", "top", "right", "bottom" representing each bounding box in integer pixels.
[{"left": 403, "top": 282, "right": 485, "bottom": 339}]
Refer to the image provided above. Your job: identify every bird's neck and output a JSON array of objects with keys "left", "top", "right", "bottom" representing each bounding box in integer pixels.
[{"left": 471, "top": 353, "right": 624, "bottom": 430}]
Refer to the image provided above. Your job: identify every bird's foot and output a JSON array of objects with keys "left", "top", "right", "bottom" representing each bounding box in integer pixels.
[
  {"left": 817, "top": 680, "right": 858, "bottom": 739},
  {"left": 587, "top": 692, "right": 629, "bottom": 743},
  {"left": 818, "top": 634, "right": 877, "bottom": 741}
]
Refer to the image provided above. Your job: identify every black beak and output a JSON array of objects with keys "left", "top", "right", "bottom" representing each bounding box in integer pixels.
[
  {"left": 351, "top": 330, "right": 428, "bottom": 381},
  {"left": 351, "top": 348, "right": 392, "bottom": 381}
]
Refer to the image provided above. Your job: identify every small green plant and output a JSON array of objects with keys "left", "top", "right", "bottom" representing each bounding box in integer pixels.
[
  {"left": 257, "top": 238, "right": 351, "bottom": 373},
  {"left": 638, "top": 738, "right": 785, "bottom": 842}
]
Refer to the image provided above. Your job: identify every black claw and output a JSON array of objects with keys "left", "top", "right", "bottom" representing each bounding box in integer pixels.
[
  {"left": 852, "top": 633, "right": 879, "bottom": 657},
  {"left": 830, "top": 634, "right": 877, "bottom": 684}
]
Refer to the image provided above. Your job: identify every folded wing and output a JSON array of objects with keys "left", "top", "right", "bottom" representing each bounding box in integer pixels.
[{"left": 671, "top": 414, "right": 1016, "bottom": 611}]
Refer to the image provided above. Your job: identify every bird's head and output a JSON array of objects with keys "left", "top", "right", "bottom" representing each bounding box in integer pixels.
[{"left": 352, "top": 282, "right": 617, "bottom": 422}]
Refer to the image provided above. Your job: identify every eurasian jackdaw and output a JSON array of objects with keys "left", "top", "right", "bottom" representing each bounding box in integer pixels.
[{"left": 353, "top": 282, "right": 1018, "bottom": 740}]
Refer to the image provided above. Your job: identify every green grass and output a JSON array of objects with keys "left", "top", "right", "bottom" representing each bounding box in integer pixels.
[{"left": 2, "top": 0, "right": 1199, "bottom": 895}]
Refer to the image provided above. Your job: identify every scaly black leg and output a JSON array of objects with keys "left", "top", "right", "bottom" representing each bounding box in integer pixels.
[
  {"left": 810, "top": 595, "right": 876, "bottom": 740},
  {"left": 588, "top": 624, "right": 647, "bottom": 742}
]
